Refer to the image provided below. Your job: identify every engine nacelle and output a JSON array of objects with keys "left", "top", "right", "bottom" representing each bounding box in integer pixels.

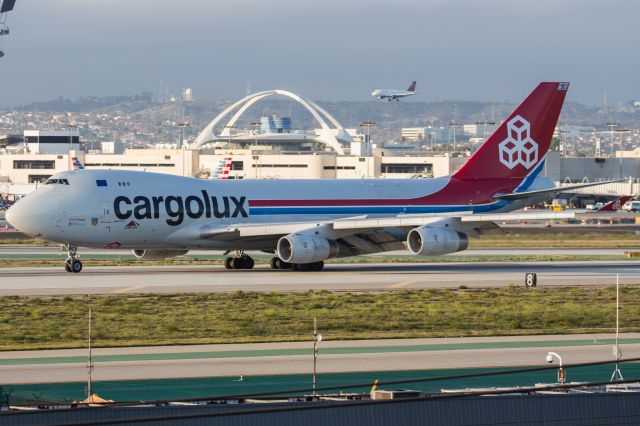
[
  {"left": 132, "top": 249, "right": 189, "bottom": 259},
  {"left": 277, "top": 234, "right": 339, "bottom": 264},
  {"left": 406, "top": 227, "right": 469, "bottom": 256}
]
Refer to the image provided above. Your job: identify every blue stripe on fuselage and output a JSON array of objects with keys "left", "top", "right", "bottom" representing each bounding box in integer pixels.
[{"left": 249, "top": 200, "right": 510, "bottom": 216}]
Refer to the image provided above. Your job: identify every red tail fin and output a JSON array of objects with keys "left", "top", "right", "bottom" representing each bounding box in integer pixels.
[
  {"left": 597, "top": 195, "right": 632, "bottom": 211},
  {"left": 453, "top": 82, "right": 568, "bottom": 181},
  {"left": 407, "top": 81, "right": 417, "bottom": 92}
]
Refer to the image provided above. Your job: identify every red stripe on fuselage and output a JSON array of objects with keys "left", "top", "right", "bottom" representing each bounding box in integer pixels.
[{"left": 248, "top": 178, "right": 521, "bottom": 207}]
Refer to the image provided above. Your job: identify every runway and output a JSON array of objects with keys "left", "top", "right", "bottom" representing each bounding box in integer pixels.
[
  {"left": 2, "top": 334, "right": 639, "bottom": 384},
  {"left": 2, "top": 261, "right": 640, "bottom": 295},
  {"left": 0, "top": 245, "right": 634, "bottom": 257}
]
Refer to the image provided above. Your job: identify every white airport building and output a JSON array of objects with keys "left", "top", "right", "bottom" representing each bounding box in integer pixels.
[{"left": 1, "top": 90, "right": 639, "bottom": 199}]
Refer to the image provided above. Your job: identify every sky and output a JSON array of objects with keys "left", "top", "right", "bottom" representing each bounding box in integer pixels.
[{"left": 0, "top": 0, "right": 637, "bottom": 107}]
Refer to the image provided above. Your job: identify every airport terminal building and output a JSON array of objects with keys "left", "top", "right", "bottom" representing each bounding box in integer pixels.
[{"left": 1, "top": 89, "right": 639, "bottom": 199}]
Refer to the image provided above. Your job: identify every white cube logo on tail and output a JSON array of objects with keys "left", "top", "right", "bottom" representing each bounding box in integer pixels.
[{"left": 498, "top": 115, "right": 538, "bottom": 170}]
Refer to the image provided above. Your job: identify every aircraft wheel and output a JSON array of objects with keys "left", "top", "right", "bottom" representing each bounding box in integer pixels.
[
  {"left": 280, "top": 260, "right": 292, "bottom": 270},
  {"left": 270, "top": 257, "right": 280, "bottom": 270},
  {"left": 231, "top": 256, "right": 254, "bottom": 270},
  {"left": 244, "top": 256, "right": 255, "bottom": 270},
  {"left": 224, "top": 257, "right": 233, "bottom": 270},
  {"left": 70, "top": 259, "right": 83, "bottom": 273},
  {"left": 64, "top": 260, "right": 72, "bottom": 273},
  {"left": 311, "top": 261, "right": 324, "bottom": 271}
]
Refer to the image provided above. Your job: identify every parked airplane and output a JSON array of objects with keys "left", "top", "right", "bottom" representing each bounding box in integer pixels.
[
  {"left": 6, "top": 82, "right": 615, "bottom": 273},
  {"left": 372, "top": 81, "right": 417, "bottom": 101},
  {"left": 72, "top": 157, "right": 85, "bottom": 170},
  {"left": 589, "top": 195, "right": 632, "bottom": 212},
  {"left": 209, "top": 157, "right": 232, "bottom": 180}
]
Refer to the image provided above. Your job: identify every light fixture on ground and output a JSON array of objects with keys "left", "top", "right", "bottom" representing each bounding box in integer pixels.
[
  {"left": 546, "top": 351, "right": 565, "bottom": 384},
  {"left": 312, "top": 317, "right": 322, "bottom": 396}
]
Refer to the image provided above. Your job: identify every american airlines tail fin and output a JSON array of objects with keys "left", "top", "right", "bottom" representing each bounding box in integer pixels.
[
  {"left": 407, "top": 81, "right": 417, "bottom": 92},
  {"left": 453, "top": 82, "right": 569, "bottom": 182},
  {"left": 597, "top": 195, "right": 632, "bottom": 212},
  {"left": 210, "top": 157, "right": 232, "bottom": 180},
  {"left": 72, "top": 157, "right": 85, "bottom": 170}
]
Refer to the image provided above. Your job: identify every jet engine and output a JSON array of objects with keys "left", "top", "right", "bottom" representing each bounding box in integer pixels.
[
  {"left": 132, "top": 249, "right": 189, "bottom": 259},
  {"left": 406, "top": 227, "right": 469, "bottom": 256},
  {"left": 277, "top": 234, "right": 339, "bottom": 264}
]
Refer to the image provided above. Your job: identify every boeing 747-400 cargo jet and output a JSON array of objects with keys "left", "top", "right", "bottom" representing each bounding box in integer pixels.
[{"left": 6, "top": 82, "right": 613, "bottom": 273}]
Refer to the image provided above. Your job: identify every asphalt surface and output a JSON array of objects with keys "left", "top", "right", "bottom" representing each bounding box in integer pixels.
[
  {"left": 0, "top": 246, "right": 633, "bottom": 257},
  {"left": 2, "top": 261, "right": 640, "bottom": 295},
  {"left": 2, "top": 334, "right": 638, "bottom": 384}
]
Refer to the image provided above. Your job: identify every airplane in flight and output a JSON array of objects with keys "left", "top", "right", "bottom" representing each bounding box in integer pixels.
[
  {"left": 6, "top": 82, "right": 616, "bottom": 273},
  {"left": 372, "top": 81, "right": 417, "bottom": 101}
]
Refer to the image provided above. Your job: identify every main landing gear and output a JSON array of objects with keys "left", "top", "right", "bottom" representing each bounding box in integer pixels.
[
  {"left": 63, "top": 245, "right": 83, "bottom": 273},
  {"left": 224, "top": 251, "right": 255, "bottom": 270},
  {"left": 270, "top": 257, "right": 324, "bottom": 272}
]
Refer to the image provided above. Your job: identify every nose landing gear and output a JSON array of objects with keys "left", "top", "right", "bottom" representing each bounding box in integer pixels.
[
  {"left": 63, "top": 245, "right": 83, "bottom": 273},
  {"left": 224, "top": 250, "right": 255, "bottom": 270}
]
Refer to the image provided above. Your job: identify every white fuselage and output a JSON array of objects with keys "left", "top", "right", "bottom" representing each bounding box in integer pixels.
[
  {"left": 371, "top": 89, "right": 416, "bottom": 100},
  {"left": 6, "top": 169, "right": 554, "bottom": 251}
]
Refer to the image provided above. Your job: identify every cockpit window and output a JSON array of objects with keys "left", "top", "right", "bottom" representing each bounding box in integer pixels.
[{"left": 45, "top": 178, "right": 69, "bottom": 185}]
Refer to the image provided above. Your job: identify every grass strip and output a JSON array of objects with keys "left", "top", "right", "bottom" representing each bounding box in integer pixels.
[{"left": 0, "top": 286, "right": 636, "bottom": 351}]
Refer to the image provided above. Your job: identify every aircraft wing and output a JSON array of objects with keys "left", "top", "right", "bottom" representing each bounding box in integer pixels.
[
  {"left": 493, "top": 180, "right": 624, "bottom": 201},
  {"left": 198, "top": 211, "right": 574, "bottom": 239}
]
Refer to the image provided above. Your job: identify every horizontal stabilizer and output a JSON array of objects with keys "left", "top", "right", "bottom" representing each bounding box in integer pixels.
[
  {"left": 1, "top": 0, "right": 16, "bottom": 13},
  {"left": 493, "top": 180, "right": 624, "bottom": 201}
]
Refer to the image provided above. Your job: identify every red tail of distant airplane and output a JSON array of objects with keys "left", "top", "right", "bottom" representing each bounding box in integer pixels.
[{"left": 596, "top": 195, "right": 632, "bottom": 212}]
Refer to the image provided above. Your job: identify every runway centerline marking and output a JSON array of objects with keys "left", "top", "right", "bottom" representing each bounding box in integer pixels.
[
  {"left": 112, "top": 285, "right": 146, "bottom": 294},
  {"left": 389, "top": 281, "right": 415, "bottom": 289}
]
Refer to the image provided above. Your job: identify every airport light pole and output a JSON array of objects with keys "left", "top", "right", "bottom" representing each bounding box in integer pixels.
[
  {"left": 546, "top": 352, "right": 564, "bottom": 384},
  {"left": 87, "top": 308, "right": 93, "bottom": 399},
  {"left": 67, "top": 124, "right": 78, "bottom": 153},
  {"left": 223, "top": 125, "right": 236, "bottom": 151},
  {"left": 606, "top": 121, "right": 619, "bottom": 157},
  {"left": 251, "top": 122, "right": 261, "bottom": 150},
  {"left": 312, "top": 317, "right": 322, "bottom": 396},
  {"left": 614, "top": 128, "right": 630, "bottom": 179},
  {"left": 177, "top": 121, "right": 190, "bottom": 149},
  {"left": 611, "top": 274, "right": 625, "bottom": 386},
  {"left": 476, "top": 121, "right": 495, "bottom": 142},
  {"left": 360, "top": 121, "right": 375, "bottom": 156},
  {"left": 448, "top": 121, "right": 459, "bottom": 153}
]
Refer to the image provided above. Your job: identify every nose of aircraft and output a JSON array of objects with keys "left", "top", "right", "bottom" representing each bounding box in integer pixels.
[
  {"left": 4, "top": 203, "right": 18, "bottom": 228},
  {"left": 5, "top": 200, "right": 25, "bottom": 233},
  {"left": 5, "top": 197, "right": 45, "bottom": 237}
]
